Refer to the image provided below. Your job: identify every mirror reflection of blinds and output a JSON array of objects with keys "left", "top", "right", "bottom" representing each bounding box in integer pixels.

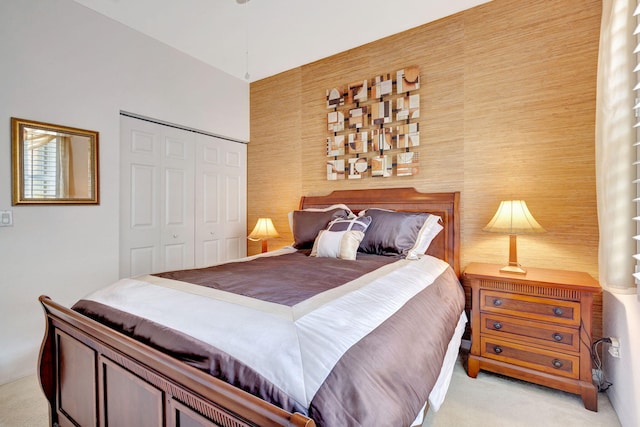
[
  {"left": 634, "top": 1, "right": 640, "bottom": 286},
  {"left": 24, "top": 138, "right": 58, "bottom": 198}
]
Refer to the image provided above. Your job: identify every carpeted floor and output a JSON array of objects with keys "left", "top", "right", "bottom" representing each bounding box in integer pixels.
[
  {"left": 0, "top": 353, "right": 621, "bottom": 427},
  {"left": 423, "top": 353, "right": 620, "bottom": 427},
  {"left": 0, "top": 374, "right": 48, "bottom": 427}
]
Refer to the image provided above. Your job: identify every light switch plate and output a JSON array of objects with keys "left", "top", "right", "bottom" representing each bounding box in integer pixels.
[{"left": 0, "top": 210, "right": 13, "bottom": 227}]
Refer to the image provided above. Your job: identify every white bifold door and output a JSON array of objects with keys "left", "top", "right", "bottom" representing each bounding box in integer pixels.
[{"left": 120, "top": 115, "right": 246, "bottom": 278}]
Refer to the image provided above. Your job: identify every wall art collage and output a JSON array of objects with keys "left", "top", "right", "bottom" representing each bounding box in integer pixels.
[{"left": 326, "top": 65, "right": 420, "bottom": 180}]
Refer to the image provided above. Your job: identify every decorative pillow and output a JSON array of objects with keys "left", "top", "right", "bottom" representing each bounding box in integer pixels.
[
  {"left": 291, "top": 208, "right": 350, "bottom": 249},
  {"left": 326, "top": 216, "right": 372, "bottom": 233},
  {"left": 310, "top": 230, "right": 365, "bottom": 260},
  {"left": 287, "top": 204, "right": 355, "bottom": 233},
  {"left": 357, "top": 209, "right": 442, "bottom": 257}
]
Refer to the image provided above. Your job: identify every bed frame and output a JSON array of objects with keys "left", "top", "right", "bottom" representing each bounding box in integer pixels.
[{"left": 38, "top": 188, "right": 460, "bottom": 427}]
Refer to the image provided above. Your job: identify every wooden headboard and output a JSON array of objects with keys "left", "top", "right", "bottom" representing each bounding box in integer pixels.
[{"left": 299, "top": 188, "right": 460, "bottom": 277}]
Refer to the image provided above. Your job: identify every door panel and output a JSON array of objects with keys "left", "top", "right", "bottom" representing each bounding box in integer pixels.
[
  {"left": 160, "top": 127, "right": 195, "bottom": 272},
  {"left": 201, "top": 240, "right": 221, "bottom": 267},
  {"left": 226, "top": 176, "right": 241, "bottom": 223},
  {"left": 121, "top": 116, "right": 195, "bottom": 276},
  {"left": 195, "top": 134, "right": 246, "bottom": 267},
  {"left": 202, "top": 173, "right": 219, "bottom": 224},
  {"left": 129, "top": 246, "right": 156, "bottom": 277},
  {"left": 162, "top": 166, "right": 194, "bottom": 271},
  {"left": 121, "top": 115, "right": 246, "bottom": 276},
  {"left": 225, "top": 237, "right": 243, "bottom": 261},
  {"left": 130, "top": 164, "right": 156, "bottom": 228},
  {"left": 121, "top": 120, "right": 162, "bottom": 277}
]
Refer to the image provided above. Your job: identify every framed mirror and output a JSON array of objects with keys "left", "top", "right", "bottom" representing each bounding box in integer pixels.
[{"left": 11, "top": 117, "right": 99, "bottom": 205}]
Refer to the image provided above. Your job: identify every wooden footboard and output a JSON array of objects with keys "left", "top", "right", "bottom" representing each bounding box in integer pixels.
[{"left": 37, "top": 295, "right": 315, "bottom": 427}]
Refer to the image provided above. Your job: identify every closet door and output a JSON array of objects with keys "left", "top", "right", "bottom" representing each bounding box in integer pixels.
[
  {"left": 195, "top": 134, "right": 246, "bottom": 266},
  {"left": 120, "top": 116, "right": 195, "bottom": 277}
]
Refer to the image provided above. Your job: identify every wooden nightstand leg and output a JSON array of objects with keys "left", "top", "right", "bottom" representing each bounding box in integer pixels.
[
  {"left": 467, "top": 281, "right": 481, "bottom": 380},
  {"left": 467, "top": 355, "right": 480, "bottom": 378},
  {"left": 580, "top": 383, "right": 598, "bottom": 412}
]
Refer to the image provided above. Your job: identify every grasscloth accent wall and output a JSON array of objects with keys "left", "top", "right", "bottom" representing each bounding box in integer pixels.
[{"left": 248, "top": 0, "right": 601, "bottom": 339}]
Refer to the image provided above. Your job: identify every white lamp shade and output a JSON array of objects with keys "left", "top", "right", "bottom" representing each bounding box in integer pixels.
[
  {"left": 483, "top": 200, "right": 545, "bottom": 234},
  {"left": 248, "top": 217, "right": 280, "bottom": 241}
]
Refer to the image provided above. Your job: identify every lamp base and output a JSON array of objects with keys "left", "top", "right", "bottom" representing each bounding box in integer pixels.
[
  {"left": 500, "top": 264, "right": 527, "bottom": 275},
  {"left": 499, "top": 234, "right": 527, "bottom": 275}
]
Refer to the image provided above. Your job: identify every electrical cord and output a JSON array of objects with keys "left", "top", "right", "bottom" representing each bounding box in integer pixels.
[
  {"left": 579, "top": 318, "right": 613, "bottom": 392},
  {"left": 591, "top": 337, "right": 613, "bottom": 392}
]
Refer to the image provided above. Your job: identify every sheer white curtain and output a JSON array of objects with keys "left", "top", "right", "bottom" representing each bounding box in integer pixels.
[{"left": 596, "top": 0, "right": 637, "bottom": 292}]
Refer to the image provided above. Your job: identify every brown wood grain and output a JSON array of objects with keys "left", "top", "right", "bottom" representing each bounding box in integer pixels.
[
  {"left": 481, "top": 313, "right": 579, "bottom": 352},
  {"left": 480, "top": 337, "right": 579, "bottom": 378},
  {"left": 463, "top": 262, "right": 600, "bottom": 411}
]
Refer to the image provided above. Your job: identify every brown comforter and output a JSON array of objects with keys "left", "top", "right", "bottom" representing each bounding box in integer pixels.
[{"left": 73, "top": 251, "right": 464, "bottom": 427}]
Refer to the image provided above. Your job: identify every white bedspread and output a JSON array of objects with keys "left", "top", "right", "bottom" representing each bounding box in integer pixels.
[{"left": 84, "top": 253, "right": 451, "bottom": 410}]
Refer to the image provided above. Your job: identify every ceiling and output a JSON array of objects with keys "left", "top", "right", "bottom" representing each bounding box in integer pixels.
[{"left": 72, "top": 0, "right": 492, "bottom": 82}]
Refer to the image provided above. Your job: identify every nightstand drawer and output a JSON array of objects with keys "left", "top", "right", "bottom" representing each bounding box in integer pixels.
[
  {"left": 481, "top": 313, "right": 579, "bottom": 352},
  {"left": 480, "top": 337, "right": 579, "bottom": 379},
  {"left": 480, "top": 290, "right": 580, "bottom": 326}
]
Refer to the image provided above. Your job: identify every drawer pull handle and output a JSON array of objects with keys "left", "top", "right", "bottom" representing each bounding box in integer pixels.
[
  {"left": 552, "top": 333, "right": 563, "bottom": 342},
  {"left": 493, "top": 346, "right": 503, "bottom": 354},
  {"left": 553, "top": 307, "right": 564, "bottom": 316},
  {"left": 493, "top": 299, "right": 503, "bottom": 307},
  {"left": 552, "top": 359, "right": 563, "bottom": 369},
  {"left": 493, "top": 322, "right": 503, "bottom": 330}
]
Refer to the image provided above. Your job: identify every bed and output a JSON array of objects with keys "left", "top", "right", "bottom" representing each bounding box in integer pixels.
[{"left": 38, "top": 187, "right": 464, "bottom": 427}]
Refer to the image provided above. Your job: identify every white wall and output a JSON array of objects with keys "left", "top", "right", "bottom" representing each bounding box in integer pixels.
[
  {"left": 603, "top": 292, "right": 640, "bottom": 427},
  {"left": 0, "top": 0, "right": 248, "bottom": 385}
]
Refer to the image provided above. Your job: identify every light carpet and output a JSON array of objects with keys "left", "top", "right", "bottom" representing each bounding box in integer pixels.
[{"left": 423, "top": 354, "right": 620, "bottom": 427}]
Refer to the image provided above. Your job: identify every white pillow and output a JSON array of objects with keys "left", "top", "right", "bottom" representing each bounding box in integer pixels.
[
  {"left": 406, "top": 215, "right": 443, "bottom": 260},
  {"left": 310, "top": 230, "right": 365, "bottom": 260}
]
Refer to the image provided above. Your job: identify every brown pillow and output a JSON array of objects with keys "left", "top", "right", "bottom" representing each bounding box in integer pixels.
[{"left": 292, "top": 208, "right": 350, "bottom": 249}]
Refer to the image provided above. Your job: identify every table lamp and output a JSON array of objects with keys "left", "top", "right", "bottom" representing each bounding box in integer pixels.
[
  {"left": 483, "top": 200, "right": 545, "bottom": 274},
  {"left": 248, "top": 217, "right": 280, "bottom": 253}
]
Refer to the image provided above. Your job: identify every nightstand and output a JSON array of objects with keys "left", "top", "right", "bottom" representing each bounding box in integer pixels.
[{"left": 462, "top": 262, "right": 601, "bottom": 411}]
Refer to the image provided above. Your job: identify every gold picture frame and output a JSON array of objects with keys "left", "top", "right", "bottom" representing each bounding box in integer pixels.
[{"left": 11, "top": 117, "right": 99, "bottom": 205}]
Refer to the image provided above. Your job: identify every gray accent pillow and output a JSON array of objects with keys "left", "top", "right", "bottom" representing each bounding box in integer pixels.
[
  {"left": 358, "top": 209, "right": 431, "bottom": 256},
  {"left": 292, "top": 208, "right": 350, "bottom": 249}
]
